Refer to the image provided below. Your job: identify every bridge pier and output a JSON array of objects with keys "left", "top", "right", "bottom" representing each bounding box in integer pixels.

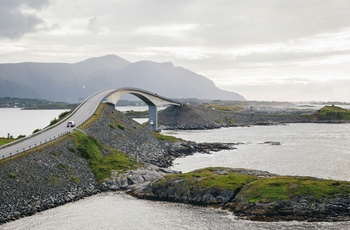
[
  {"left": 148, "top": 105, "right": 158, "bottom": 131},
  {"left": 104, "top": 87, "right": 182, "bottom": 131}
]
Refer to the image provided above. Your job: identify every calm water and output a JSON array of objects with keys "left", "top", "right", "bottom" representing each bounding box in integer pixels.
[
  {"left": 0, "top": 108, "right": 68, "bottom": 138},
  {"left": 163, "top": 123, "right": 350, "bottom": 181},
  {"left": 1, "top": 109, "right": 350, "bottom": 229}
]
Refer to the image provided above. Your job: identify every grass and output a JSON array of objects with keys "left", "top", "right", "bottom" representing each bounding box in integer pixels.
[
  {"left": 155, "top": 167, "right": 350, "bottom": 204},
  {"left": 79, "top": 103, "right": 106, "bottom": 129},
  {"left": 202, "top": 104, "right": 244, "bottom": 112},
  {"left": 152, "top": 132, "right": 178, "bottom": 142},
  {"left": 309, "top": 105, "right": 350, "bottom": 121},
  {"left": 0, "top": 137, "right": 16, "bottom": 146},
  {"left": 8, "top": 172, "right": 17, "bottom": 179},
  {"left": 71, "top": 131, "right": 142, "bottom": 181},
  {"left": 157, "top": 167, "right": 257, "bottom": 191},
  {"left": 237, "top": 176, "right": 350, "bottom": 203}
]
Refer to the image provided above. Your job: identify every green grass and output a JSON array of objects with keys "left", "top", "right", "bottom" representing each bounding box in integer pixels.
[
  {"left": 309, "top": 105, "right": 350, "bottom": 121},
  {"left": 154, "top": 167, "right": 350, "bottom": 204},
  {"left": 0, "top": 137, "right": 15, "bottom": 146},
  {"left": 8, "top": 172, "right": 17, "bottom": 179},
  {"left": 238, "top": 176, "right": 350, "bottom": 203},
  {"left": 72, "top": 131, "right": 142, "bottom": 181},
  {"left": 202, "top": 104, "right": 244, "bottom": 112},
  {"left": 152, "top": 132, "right": 178, "bottom": 142},
  {"left": 157, "top": 167, "right": 257, "bottom": 191}
]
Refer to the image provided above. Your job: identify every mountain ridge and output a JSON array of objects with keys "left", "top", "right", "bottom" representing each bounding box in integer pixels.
[{"left": 0, "top": 54, "right": 245, "bottom": 102}]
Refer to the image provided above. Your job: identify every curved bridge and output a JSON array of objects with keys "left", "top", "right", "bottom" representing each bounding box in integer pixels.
[
  {"left": 105, "top": 87, "right": 182, "bottom": 131},
  {"left": 0, "top": 88, "right": 182, "bottom": 160}
]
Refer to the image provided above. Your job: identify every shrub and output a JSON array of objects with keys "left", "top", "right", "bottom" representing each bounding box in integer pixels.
[{"left": 8, "top": 172, "right": 17, "bottom": 179}]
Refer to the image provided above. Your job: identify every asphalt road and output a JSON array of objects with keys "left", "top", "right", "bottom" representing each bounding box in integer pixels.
[{"left": 0, "top": 88, "right": 116, "bottom": 160}]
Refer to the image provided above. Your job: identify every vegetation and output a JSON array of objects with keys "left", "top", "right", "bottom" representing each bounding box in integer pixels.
[
  {"left": 201, "top": 103, "right": 244, "bottom": 112},
  {"left": 309, "top": 105, "right": 350, "bottom": 121},
  {"left": 8, "top": 172, "right": 17, "bottom": 179},
  {"left": 0, "top": 135, "right": 26, "bottom": 146},
  {"left": 152, "top": 132, "right": 178, "bottom": 142},
  {"left": 0, "top": 137, "right": 15, "bottom": 146},
  {"left": 238, "top": 176, "right": 350, "bottom": 203},
  {"left": 48, "top": 110, "right": 72, "bottom": 127},
  {"left": 79, "top": 103, "right": 106, "bottom": 129},
  {"left": 72, "top": 131, "right": 142, "bottom": 181},
  {"left": 124, "top": 110, "right": 148, "bottom": 118},
  {"left": 117, "top": 124, "right": 125, "bottom": 130},
  {"left": 32, "top": 128, "right": 41, "bottom": 134},
  {"left": 156, "top": 167, "right": 350, "bottom": 204},
  {"left": 157, "top": 167, "right": 257, "bottom": 191}
]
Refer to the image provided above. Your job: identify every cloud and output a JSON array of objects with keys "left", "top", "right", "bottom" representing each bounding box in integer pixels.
[
  {"left": 222, "top": 79, "right": 350, "bottom": 102},
  {"left": 0, "top": 0, "right": 50, "bottom": 39}
]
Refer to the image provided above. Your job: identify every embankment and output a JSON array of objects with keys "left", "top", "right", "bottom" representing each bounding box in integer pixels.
[{"left": 0, "top": 103, "right": 235, "bottom": 224}]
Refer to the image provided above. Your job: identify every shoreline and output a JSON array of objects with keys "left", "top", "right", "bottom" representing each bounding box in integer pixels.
[{"left": 1, "top": 104, "right": 350, "bottom": 224}]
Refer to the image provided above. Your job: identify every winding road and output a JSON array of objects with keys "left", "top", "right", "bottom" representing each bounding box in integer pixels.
[
  {"left": 0, "top": 87, "right": 181, "bottom": 160},
  {"left": 0, "top": 88, "right": 117, "bottom": 160}
]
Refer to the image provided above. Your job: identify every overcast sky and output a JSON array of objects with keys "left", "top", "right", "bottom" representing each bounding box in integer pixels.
[{"left": 1, "top": 0, "right": 350, "bottom": 102}]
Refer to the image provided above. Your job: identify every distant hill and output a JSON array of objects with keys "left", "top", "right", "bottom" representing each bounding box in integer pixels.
[{"left": 0, "top": 54, "right": 245, "bottom": 102}]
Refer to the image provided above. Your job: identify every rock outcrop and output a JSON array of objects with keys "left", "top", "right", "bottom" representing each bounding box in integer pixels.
[
  {"left": 159, "top": 105, "right": 309, "bottom": 130},
  {"left": 0, "top": 104, "right": 236, "bottom": 224}
]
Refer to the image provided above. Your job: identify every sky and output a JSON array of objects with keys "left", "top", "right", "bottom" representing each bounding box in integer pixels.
[{"left": 1, "top": 0, "right": 350, "bottom": 102}]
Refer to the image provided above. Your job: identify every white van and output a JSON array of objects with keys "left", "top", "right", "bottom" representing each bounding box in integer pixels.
[{"left": 67, "top": 121, "right": 75, "bottom": 128}]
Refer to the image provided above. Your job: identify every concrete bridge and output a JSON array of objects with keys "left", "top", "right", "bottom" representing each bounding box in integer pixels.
[
  {"left": 104, "top": 87, "right": 183, "bottom": 131},
  {"left": 1, "top": 88, "right": 182, "bottom": 160}
]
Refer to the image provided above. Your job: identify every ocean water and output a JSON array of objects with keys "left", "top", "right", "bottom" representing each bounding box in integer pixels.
[
  {"left": 1, "top": 109, "right": 350, "bottom": 229},
  {"left": 163, "top": 123, "right": 350, "bottom": 181}
]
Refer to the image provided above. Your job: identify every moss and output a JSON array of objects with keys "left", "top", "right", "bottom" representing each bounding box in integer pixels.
[
  {"left": 70, "top": 176, "right": 81, "bottom": 183},
  {"left": 8, "top": 172, "right": 17, "bottom": 179},
  {"left": 157, "top": 167, "right": 257, "bottom": 191},
  {"left": 0, "top": 137, "right": 15, "bottom": 146},
  {"left": 309, "top": 105, "right": 350, "bottom": 121},
  {"left": 238, "top": 176, "right": 350, "bottom": 203},
  {"left": 202, "top": 104, "right": 244, "bottom": 112},
  {"left": 117, "top": 124, "right": 125, "bottom": 130},
  {"left": 57, "top": 163, "right": 67, "bottom": 170},
  {"left": 152, "top": 132, "right": 178, "bottom": 142},
  {"left": 154, "top": 167, "right": 350, "bottom": 204},
  {"left": 71, "top": 131, "right": 142, "bottom": 182}
]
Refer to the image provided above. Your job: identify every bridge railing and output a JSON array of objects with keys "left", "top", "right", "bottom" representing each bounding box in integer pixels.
[{"left": 0, "top": 89, "right": 107, "bottom": 160}]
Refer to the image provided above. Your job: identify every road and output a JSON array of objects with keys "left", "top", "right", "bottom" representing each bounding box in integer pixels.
[{"left": 0, "top": 88, "right": 116, "bottom": 160}]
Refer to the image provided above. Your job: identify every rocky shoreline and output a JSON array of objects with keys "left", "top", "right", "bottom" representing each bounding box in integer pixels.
[
  {"left": 1, "top": 103, "right": 349, "bottom": 224},
  {"left": 126, "top": 168, "right": 350, "bottom": 222},
  {"left": 0, "top": 104, "right": 237, "bottom": 224},
  {"left": 158, "top": 105, "right": 310, "bottom": 130}
]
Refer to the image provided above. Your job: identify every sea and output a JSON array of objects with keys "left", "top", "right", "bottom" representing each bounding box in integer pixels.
[{"left": 1, "top": 107, "right": 350, "bottom": 230}]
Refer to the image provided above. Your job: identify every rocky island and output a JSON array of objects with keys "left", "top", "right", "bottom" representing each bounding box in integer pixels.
[{"left": 1, "top": 103, "right": 350, "bottom": 224}]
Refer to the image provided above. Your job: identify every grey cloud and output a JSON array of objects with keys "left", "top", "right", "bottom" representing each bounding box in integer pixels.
[
  {"left": 0, "top": 0, "right": 50, "bottom": 39},
  {"left": 235, "top": 50, "right": 350, "bottom": 63},
  {"left": 187, "top": 0, "right": 350, "bottom": 46},
  {"left": 225, "top": 79, "right": 350, "bottom": 102},
  {"left": 88, "top": 17, "right": 100, "bottom": 33}
]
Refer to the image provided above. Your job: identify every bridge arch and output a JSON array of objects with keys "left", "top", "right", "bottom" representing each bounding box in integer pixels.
[{"left": 104, "top": 87, "right": 182, "bottom": 131}]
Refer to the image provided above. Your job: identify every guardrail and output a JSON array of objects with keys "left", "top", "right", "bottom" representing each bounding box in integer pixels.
[{"left": 0, "top": 88, "right": 113, "bottom": 160}]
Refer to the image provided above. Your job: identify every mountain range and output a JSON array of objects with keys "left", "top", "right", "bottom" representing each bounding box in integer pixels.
[{"left": 0, "top": 54, "right": 245, "bottom": 102}]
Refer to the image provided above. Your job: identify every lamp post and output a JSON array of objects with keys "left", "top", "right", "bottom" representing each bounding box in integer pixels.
[{"left": 83, "top": 85, "right": 86, "bottom": 100}]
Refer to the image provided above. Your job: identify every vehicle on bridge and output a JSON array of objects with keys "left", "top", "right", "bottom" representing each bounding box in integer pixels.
[{"left": 66, "top": 121, "right": 75, "bottom": 128}]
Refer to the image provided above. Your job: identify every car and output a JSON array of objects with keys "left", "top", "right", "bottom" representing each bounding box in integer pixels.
[{"left": 67, "top": 121, "right": 75, "bottom": 128}]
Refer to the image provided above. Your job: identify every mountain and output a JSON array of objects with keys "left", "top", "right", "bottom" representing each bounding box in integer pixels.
[{"left": 0, "top": 54, "right": 245, "bottom": 102}]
